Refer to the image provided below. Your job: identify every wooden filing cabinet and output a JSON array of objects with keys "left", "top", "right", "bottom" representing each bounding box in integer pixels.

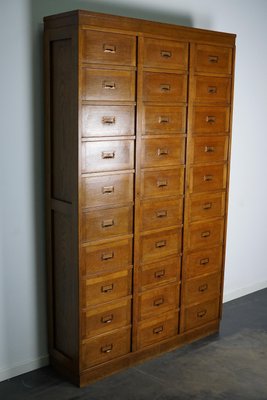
[{"left": 44, "top": 9, "right": 235, "bottom": 386}]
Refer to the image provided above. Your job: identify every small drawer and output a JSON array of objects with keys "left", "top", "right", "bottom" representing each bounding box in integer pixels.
[
  {"left": 143, "top": 106, "right": 186, "bottom": 134},
  {"left": 81, "top": 238, "right": 133, "bottom": 276},
  {"left": 183, "top": 272, "right": 221, "bottom": 306},
  {"left": 81, "top": 105, "right": 135, "bottom": 137},
  {"left": 141, "top": 167, "right": 184, "bottom": 199},
  {"left": 141, "top": 198, "right": 183, "bottom": 231},
  {"left": 189, "top": 164, "right": 227, "bottom": 194},
  {"left": 81, "top": 30, "right": 136, "bottom": 66},
  {"left": 138, "top": 284, "right": 179, "bottom": 320},
  {"left": 192, "top": 44, "right": 232, "bottom": 74},
  {"left": 81, "top": 173, "right": 134, "bottom": 209},
  {"left": 82, "top": 269, "right": 132, "bottom": 307},
  {"left": 187, "top": 219, "right": 224, "bottom": 250},
  {"left": 81, "top": 298, "right": 131, "bottom": 339},
  {"left": 184, "top": 246, "right": 223, "bottom": 279},
  {"left": 184, "top": 298, "right": 220, "bottom": 331},
  {"left": 188, "top": 192, "right": 225, "bottom": 222},
  {"left": 137, "top": 311, "right": 178, "bottom": 349},
  {"left": 141, "top": 138, "right": 185, "bottom": 167},
  {"left": 81, "top": 326, "right": 131, "bottom": 369},
  {"left": 143, "top": 38, "right": 188, "bottom": 70},
  {"left": 140, "top": 228, "right": 182, "bottom": 264},
  {"left": 81, "top": 140, "right": 134, "bottom": 173},
  {"left": 189, "top": 136, "right": 228, "bottom": 164},
  {"left": 140, "top": 256, "right": 180, "bottom": 290},
  {"left": 191, "top": 106, "right": 230, "bottom": 134},
  {"left": 81, "top": 69, "right": 135, "bottom": 101},
  {"left": 143, "top": 72, "right": 187, "bottom": 103},
  {"left": 81, "top": 206, "right": 133, "bottom": 243},
  {"left": 191, "top": 76, "right": 231, "bottom": 104}
]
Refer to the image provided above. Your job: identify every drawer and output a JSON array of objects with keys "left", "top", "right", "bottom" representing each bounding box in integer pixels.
[
  {"left": 140, "top": 256, "right": 180, "bottom": 290},
  {"left": 141, "top": 198, "right": 183, "bottom": 231},
  {"left": 81, "top": 140, "right": 134, "bottom": 173},
  {"left": 192, "top": 44, "right": 232, "bottom": 74},
  {"left": 81, "top": 238, "right": 133, "bottom": 276},
  {"left": 143, "top": 106, "right": 186, "bottom": 134},
  {"left": 81, "top": 105, "right": 135, "bottom": 137},
  {"left": 81, "top": 173, "right": 134, "bottom": 209},
  {"left": 143, "top": 72, "right": 187, "bottom": 103},
  {"left": 81, "top": 30, "right": 136, "bottom": 66},
  {"left": 184, "top": 246, "right": 223, "bottom": 279},
  {"left": 191, "top": 106, "right": 230, "bottom": 134},
  {"left": 140, "top": 228, "right": 182, "bottom": 264},
  {"left": 191, "top": 76, "right": 231, "bottom": 104},
  {"left": 189, "top": 164, "right": 227, "bottom": 193},
  {"left": 138, "top": 284, "right": 179, "bottom": 320},
  {"left": 81, "top": 206, "right": 133, "bottom": 243},
  {"left": 183, "top": 272, "right": 221, "bottom": 306},
  {"left": 184, "top": 298, "right": 220, "bottom": 331},
  {"left": 188, "top": 192, "right": 225, "bottom": 222},
  {"left": 189, "top": 136, "right": 228, "bottom": 164},
  {"left": 141, "top": 167, "right": 184, "bottom": 199},
  {"left": 81, "top": 69, "right": 135, "bottom": 101},
  {"left": 82, "top": 269, "right": 132, "bottom": 307},
  {"left": 187, "top": 219, "right": 224, "bottom": 250},
  {"left": 81, "top": 326, "right": 131, "bottom": 369},
  {"left": 141, "top": 138, "right": 185, "bottom": 167},
  {"left": 143, "top": 38, "right": 188, "bottom": 70},
  {"left": 81, "top": 298, "right": 131, "bottom": 339},
  {"left": 137, "top": 311, "right": 178, "bottom": 349}
]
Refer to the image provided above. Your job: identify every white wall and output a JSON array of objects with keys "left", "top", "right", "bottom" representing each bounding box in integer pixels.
[{"left": 1, "top": 0, "right": 267, "bottom": 381}]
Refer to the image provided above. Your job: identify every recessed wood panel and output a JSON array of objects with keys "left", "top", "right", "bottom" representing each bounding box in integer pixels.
[
  {"left": 140, "top": 256, "right": 180, "bottom": 290},
  {"left": 191, "top": 76, "right": 231, "bottom": 104},
  {"left": 189, "top": 164, "right": 227, "bottom": 193},
  {"left": 143, "top": 105, "right": 186, "bottom": 134},
  {"left": 191, "top": 106, "right": 230, "bottom": 134},
  {"left": 141, "top": 138, "right": 185, "bottom": 167},
  {"left": 143, "top": 38, "right": 188, "bottom": 70},
  {"left": 184, "top": 298, "right": 220, "bottom": 331},
  {"left": 193, "top": 44, "right": 232, "bottom": 74},
  {"left": 183, "top": 272, "right": 221, "bottom": 306},
  {"left": 189, "top": 136, "right": 228, "bottom": 164},
  {"left": 184, "top": 246, "right": 223, "bottom": 279},
  {"left": 140, "top": 198, "right": 183, "bottom": 231},
  {"left": 143, "top": 72, "right": 187, "bottom": 103},
  {"left": 141, "top": 168, "right": 184, "bottom": 199},
  {"left": 187, "top": 219, "right": 224, "bottom": 250},
  {"left": 188, "top": 192, "right": 225, "bottom": 222}
]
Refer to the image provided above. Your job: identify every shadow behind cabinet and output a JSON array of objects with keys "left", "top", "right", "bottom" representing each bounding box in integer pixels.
[{"left": 44, "top": 10, "right": 236, "bottom": 386}]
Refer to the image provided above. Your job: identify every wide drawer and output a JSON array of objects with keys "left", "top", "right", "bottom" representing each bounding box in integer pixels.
[
  {"left": 140, "top": 256, "right": 180, "bottom": 290},
  {"left": 184, "top": 246, "right": 223, "bottom": 279},
  {"left": 184, "top": 298, "right": 220, "bottom": 331},
  {"left": 191, "top": 106, "right": 230, "bottom": 134},
  {"left": 137, "top": 311, "right": 178, "bottom": 349},
  {"left": 141, "top": 138, "right": 185, "bottom": 167},
  {"left": 81, "top": 30, "right": 136, "bottom": 66},
  {"left": 189, "top": 164, "right": 227, "bottom": 193},
  {"left": 143, "top": 38, "right": 188, "bottom": 70},
  {"left": 81, "top": 105, "right": 135, "bottom": 137},
  {"left": 187, "top": 219, "right": 224, "bottom": 250},
  {"left": 82, "top": 269, "right": 132, "bottom": 307},
  {"left": 81, "top": 206, "right": 133, "bottom": 242},
  {"left": 141, "top": 167, "right": 184, "bottom": 199},
  {"left": 81, "top": 140, "right": 134, "bottom": 173},
  {"left": 143, "top": 72, "right": 187, "bottom": 102},
  {"left": 192, "top": 44, "right": 232, "bottom": 74},
  {"left": 81, "top": 326, "right": 131, "bottom": 369},
  {"left": 81, "top": 238, "right": 133, "bottom": 276},
  {"left": 191, "top": 76, "right": 231, "bottom": 103},
  {"left": 183, "top": 272, "right": 221, "bottom": 306},
  {"left": 81, "top": 69, "right": 135, "bottom": 101},
  {"left": 189, "top": 136, "right": 228, "bottom": 164},
  {"left": 140, "top": 198, "right": 183, "bottom": 231},
  {"left": 143, "top": 105, "right": 186, "bottom": 134},
  {"left": 188, "top": 192, "right": 225, "bottom": 222}
]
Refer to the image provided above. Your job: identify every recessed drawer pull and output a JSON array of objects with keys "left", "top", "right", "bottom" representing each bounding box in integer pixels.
[
  {"left": 159, "top": 116, "right": 169, "bottom": 124},
  {"left": 208, "top": 86, "right": 217, "bottom": 94},
  {"left": 206, "top": 116, "right": 216, "bottom": 124},
  {"left": 197, "top": 309, "right": 207, "bottom": 318},
  {"left": 160, "top": 84, "right": 171, "bottom": 92},
  {"left": 204, "top": 175, "right": 213, "bottom": 182},
  {"left": 199, "top": 283, "right": 208, "bottom": 292},
  {"left": 201, "top": 231, "right": 211, "bottom": 238},
  {"left": 154, "top": 269, "right": 165, "bottom": 278},
  {"left": 153, "top": 325, "right": 164, "bottom": 334},
  {"left": 200, "top": 257, "right": 209, "bottom": 265},
  {"left": 102, "top": 219, "right": 114, "bottom": 228},
  {"left": 102, "top": 151, "right": 115, "bottom": 159},
  {"left": 101, "top": 344, "right": 113, "bottom": 353},
  {"left": 101, "top": 314, "right": 113, "bottom": 324},
  {"left": 103, "top": 44, "right": 116, "bottom": 53},
  {"left": 161, "top": 50, "right": 172, "bottom": 58},
  {"left": 101, "top": 252, "right": 114, "bottom": 261},
  {"left": 101, "top": 284, "right": 114, "bottom": 293},
  {"left": 102, "top": 116, "right": 116, "bottom": 125},
  {"left": 156, "top": 210, "right": 168, "bottom": 218},
  {"left": 208, "top": 55, "right": 218, "bottom": 63},
  {"left": 157, "top": 148, "right": 169, "bottom": 156},
  {"left": 155, "top": 240, "right": 166, "bottom": 248},
  {"left": 154, "top": 297, "right": 164, "bottom": 307},
  {"left": 103, "top": 81, "right": 116, "bottom": 90},
  {"left": 157, "top": 179, "right": 168, "bottom": 187},
  {"left": 102, "top": 185, "right": 114, "bottom": 194},
  {"left": 202, "top": 202, "right": 212, "bottom": 210},
  {"left": 205, "top": 146, "right": 215, "bottom": 153}
]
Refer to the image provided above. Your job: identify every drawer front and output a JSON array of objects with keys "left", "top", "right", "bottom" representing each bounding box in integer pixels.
[
  {"left": 82, "top": 140, "right": 134, "bottom": 173},
  {"left": 141, "top": 198, "right": 183, "bottom": 231},
  {"left": 81, "top": 326, "right": 131, "bottom": 369},
  {"left": 184, "top": 272, "right": 221, "bottom": 306},
  {"left": 190, "top": 136, "right": 228, "bottom": 164},
  {"left": 191, "top": 106, "right": 230, "bottom": 134},
  {"left": 81, "top": 173, "right": 134, "bottom": 209},
  {"left": 187, "top": 219, "right": 224, "bottom": 250},
  {"left": 143, "top": 72, "right": 187, "bottom": 102},
  {"left": 189, "top": 164, "right": 227, "bottom": 193},
  {"left": 139, "top": 284, "right": 179, "bottom": 320},
  {"left": 140, "top": 228, "right": 182, "bottom": 264},
  {"left": 81, "top": 30, "right": 136, "bottom": 66},
  {"left": 83, "top": 269, "right": 132, "bottom": 307},
  {"left": 81, "top": 105, "right": 135, "bottom": 137},
  {"left": 81, "top": 206, "right": 133, "bottom": 243},
  {"left": 193, "top": 44, "right": 232, "bottom": 74},
  {"left": 141, "top": 138, "right": 185, "bottom": 167},
  {"left": 140, "top": 256, "right": 180, "bottom": 290},
  {"left": 185, "top": 246, "right": 223, "bottom": 279},
  {"left": 141, "top": 168, "right": 184, "bottom": 199},
  {"left": 184, "top": 298, "right": 220, "bottom": 331},
  {"left": 137, "top": 311, "right": 178, "bottom": 349},
  {"left": 191, "top": 76, "right": 231, "bottom": 103},
  {"left": 143, "top": 38, "right": 188, "bottom": 70},
  {"left": 81, "top": 238, "right": 133, "bottom": 276},
  {"left": 82, "top": 69, "right": 135, "bottom": 101},
  {"left": 143, "top": 106, "right": 186, "bottom": 134},
  {"left": 81, "top": 298, "right": 131, "bottom": 339},
  {"left": 188, "top": 192, "right": 225, "bottom": 222}
]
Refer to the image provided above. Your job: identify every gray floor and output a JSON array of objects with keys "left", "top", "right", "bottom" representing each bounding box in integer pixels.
[{"left": 1, "top": 288, "right": 267, "bottom": 400}]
